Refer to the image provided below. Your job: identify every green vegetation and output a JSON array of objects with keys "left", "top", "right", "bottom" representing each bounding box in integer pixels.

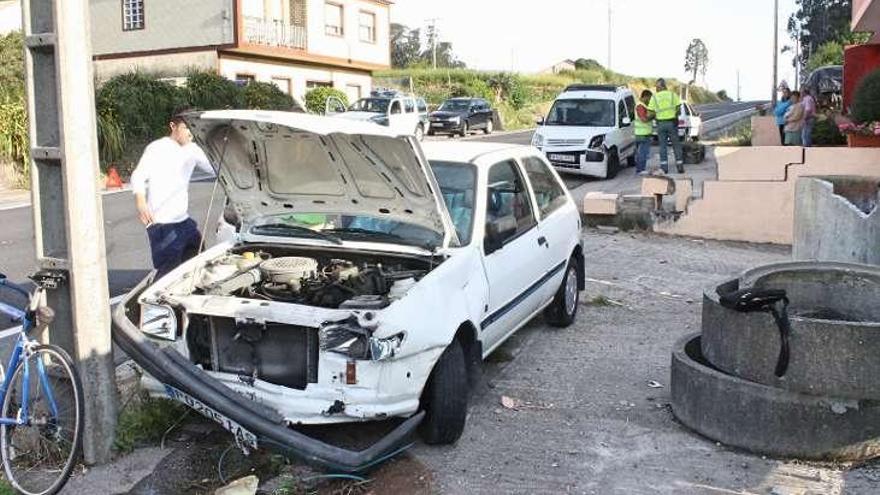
[
  {"left": 812, "top": 115, "right": 847, "bottom": 145},
  {"left": 376, "top": 67, "right": 722, "bottom": 131},
  {"left": 114, "top": 396, "right": 187, "bottom": 453},
  {"left": 0, "top": 480, "right": 13, "bottom": 495},
  {"left": 806, "top": 40, "right": 844, "bottom": 71},
  {"left": 304, "top": 87, "right": 348, "bottom": 114},
  {"left": 851, "top": 69, "right": 880, "bottom": 124},
  {"left": 242, "top": 81, "right": 296, "bottom": 110},
  {"left": 0, "top": 31, "right": 27, "bottom": 187}
]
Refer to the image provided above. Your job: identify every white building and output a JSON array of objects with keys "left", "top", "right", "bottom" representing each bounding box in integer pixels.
[
  {"left": 89, "top": 0, "right": 392, "bottom": 102},
  {"left": 0, "top": 0, "right": 21, "bottom": 35}
]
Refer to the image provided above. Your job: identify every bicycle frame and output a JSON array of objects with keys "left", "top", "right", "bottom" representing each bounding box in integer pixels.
[{"left": 0, "top": 282, "right": 61, "bottom": 427}]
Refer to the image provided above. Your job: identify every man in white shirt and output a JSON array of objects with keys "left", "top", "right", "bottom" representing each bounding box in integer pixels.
[{"left": 130, "top": 112, "right": 214, "bottom": 277}]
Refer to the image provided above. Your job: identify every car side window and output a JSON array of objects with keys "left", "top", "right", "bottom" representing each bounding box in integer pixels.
[
  {"left": 625, "top": 95, "right": 636, "bottom": 120},
  {"left": 404, "top": 98, "right": 415, "bottom": 113},
  {"left": 618, "top": 100, "right": 629, "bottom": 127},
  {"left": 485, "top": 160, "right": 536, "bottom": 247},
  {"left": 682, "top": 104, "right": 691, "bottom": 116},
  {"left": 522, "top": 156, "right": 568, "bottom": 218},
  {"left": 389, "top": 100, "right": 401, "bottom": 114},
  {"left": 417, "top": 98, "right": 427, "bottom": 113}
]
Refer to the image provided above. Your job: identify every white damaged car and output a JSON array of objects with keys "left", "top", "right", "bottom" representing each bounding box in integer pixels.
[{"left": 112, "top": 110, "right": 584, "bottom": 472}]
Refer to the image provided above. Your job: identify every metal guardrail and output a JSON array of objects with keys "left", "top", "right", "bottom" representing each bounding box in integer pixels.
[{"left": 243, "top": 16, "right": 307, "bottom": 50}]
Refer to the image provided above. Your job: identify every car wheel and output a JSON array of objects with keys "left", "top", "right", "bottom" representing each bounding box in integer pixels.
[
  {"left": 483, "top": 119, "right": 494, "bottom": 134},
  {"left": 459, "top": 121, "right": 469, "bottom": 138},
  {"left": 544, "top": 257, "right": 580, "bottom": 327},
  {"left": 605, "top": 149, "right": 620, "bottom": 179},
  {"left": 419, "top": 339, "right": 468, "bottom": 445},
  {"left": 414, "top": 124, "right": 425, "bottom": 142},
  {"left": 427, "top": 129, "right": 436, "bottom": 136},
  {"left": 626, "top": 153, "right": 636, "bottom": 168}
]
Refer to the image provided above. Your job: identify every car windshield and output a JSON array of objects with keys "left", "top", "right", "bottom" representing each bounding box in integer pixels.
[
  {"left": 438, "top": 100, "right": 471, "bottom": 112},
  {"left": 430, "top": 161, "right": 477, "bottom": 245},
  {"left": 250, "top": 213, "right": 443, "bottom": 250},
  {"left": 349, "top": 98, "right": 390, "bottom": 113},
  {"left": 545, "top": 99, "right": 615, "bottom": 127}
]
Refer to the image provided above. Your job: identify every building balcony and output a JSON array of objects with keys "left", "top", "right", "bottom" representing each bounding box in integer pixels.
[{"left": 242, "top": 16, "right": 307, "bottom": 51}]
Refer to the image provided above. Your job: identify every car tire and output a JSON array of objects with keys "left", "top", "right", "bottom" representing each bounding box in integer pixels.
[
  {"left": 415, "top": 124, "right": 425, "bottom": 142},
  {"left": 419, "top": 339, "right": 468, "bottom": 445},
  {"left": 483, "top": 119, "right": 494, "bottom": 134},
  {"left": 605, "top": 149, "right": 620, "bottom": 179},
  {"left": 545, "top": 257, "right": 580, "bottom": 327},
  {"left": 427, "top": 129, "right": 436, "bottom": 136},
  {"left": 626, "top": 152, "right": 636, "bottom": 168},
  {"left": 459, "top": 122, "right": 469, "bottom": 138}
]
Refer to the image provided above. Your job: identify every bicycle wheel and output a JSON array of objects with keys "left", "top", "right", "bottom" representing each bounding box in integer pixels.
[{"left": 1, "top": 345, "right": 83, "bottom": 495}]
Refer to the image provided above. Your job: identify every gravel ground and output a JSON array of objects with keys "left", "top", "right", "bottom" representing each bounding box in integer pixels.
[{"left": 413, "top": 229, "right": 880, "bottom": 495}]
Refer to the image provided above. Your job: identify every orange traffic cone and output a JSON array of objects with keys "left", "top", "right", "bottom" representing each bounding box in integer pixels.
[{"left": 105, "top": 166, "right": 123, "bottom": 189}]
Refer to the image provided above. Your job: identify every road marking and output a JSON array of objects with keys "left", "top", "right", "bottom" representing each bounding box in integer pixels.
[
  {"left": 0, "top": 293, "right": 128, "bottom": 339},
  {"left": 0, "top": 187, "right": 133, "bottom": 212}
]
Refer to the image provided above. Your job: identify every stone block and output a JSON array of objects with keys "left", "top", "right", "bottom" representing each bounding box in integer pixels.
[
  {"left": 640, "top": 176, "right": 675, "bottom": 196},
  {"left": 751, "top": 115, "right": 782, "bottom": 146},
  {"left": 583, "top": 192, "right": 619, "bottom": 215},
  {"left": 673, "top": 178, "right": 693, "bottom": 212}
]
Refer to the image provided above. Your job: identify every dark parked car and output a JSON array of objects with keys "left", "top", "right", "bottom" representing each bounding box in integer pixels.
[{"left": 428, "top": 98, "right": 495, "bottom": 137}]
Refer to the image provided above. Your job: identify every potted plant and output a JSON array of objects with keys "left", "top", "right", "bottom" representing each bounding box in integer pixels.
[{"left": 839, "top": 68, "right": 880, "bottom": 147}]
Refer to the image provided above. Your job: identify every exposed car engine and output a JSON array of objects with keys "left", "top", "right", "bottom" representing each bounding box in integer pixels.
[{"left": 195, "top": 251, "right": 427, "bottom": 309}]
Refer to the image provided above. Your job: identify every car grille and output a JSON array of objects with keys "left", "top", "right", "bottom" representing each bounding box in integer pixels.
[
  {"left": 186, "top": 315, "right": 319, "bottom": 390},
  {"left": 546, "top": 138, "right": 586, "bottom": 147}
]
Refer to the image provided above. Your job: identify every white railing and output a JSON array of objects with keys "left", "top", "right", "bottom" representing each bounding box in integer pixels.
[{"left": 243, "top": 16, "right": 307, "bottom": 50}]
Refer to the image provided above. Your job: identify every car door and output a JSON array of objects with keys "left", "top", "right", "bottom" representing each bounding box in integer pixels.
[
  {"left": 387, "top": 99, "right": 408, "bottom": 134},
  {"left": 521, "top": 154, "right": 578, "bottom": 302},
  {"left": 480, "top": 159, "right": 546, "bottom": 349},
  {"left": 618, "top": 98, "right": 635, "bottom": 157},
  {"left": 688, "top": 103, "right": 702, "bottom": 138},
  {"left": 468, "top": 101, "right": 483, "bottom": 129}
]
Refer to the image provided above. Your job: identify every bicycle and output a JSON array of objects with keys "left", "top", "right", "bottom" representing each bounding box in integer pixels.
[{"left": 0, "top": 270, "right": 83, "bottom": 495}]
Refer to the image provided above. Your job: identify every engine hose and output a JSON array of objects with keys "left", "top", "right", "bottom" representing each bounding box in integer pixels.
[
  {"left": 717, "top": 286, "right": 792, "bottom": 377},
  {"left": 768, "top": 300, "right": 792, "bottom": 377}
]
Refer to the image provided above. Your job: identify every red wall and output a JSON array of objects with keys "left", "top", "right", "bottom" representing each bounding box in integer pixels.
[{"left": 844, "top": 44, "right": 880, "bottom": 113}]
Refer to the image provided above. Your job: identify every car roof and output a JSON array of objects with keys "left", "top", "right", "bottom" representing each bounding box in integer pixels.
[
  {"left": 559, "top": 86, "right": 632, "bottom": 100},
  {"left": 196, "top": 109, "right": 399, "bottom": 137},
  {"left": 421, "top": 141, "right": 533, "bottom": 166}
]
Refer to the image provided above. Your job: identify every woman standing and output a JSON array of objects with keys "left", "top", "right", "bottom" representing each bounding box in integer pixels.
[
  {"left": 783, "top": 91, "right": 805, "bottom": 146},
  {"left": 774, "top": 85, "right": 792, "bottom": 145}
]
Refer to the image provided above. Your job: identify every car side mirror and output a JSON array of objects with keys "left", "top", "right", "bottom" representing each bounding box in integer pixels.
[
  {"left": 536, "top": 116, "right": 545, "bottom": 126},
  {"left": 621, "top": 117, "right": 632, "bottom": 126},
  {"left": 484, "top": 216, "right": 517, "bottom": 255}
]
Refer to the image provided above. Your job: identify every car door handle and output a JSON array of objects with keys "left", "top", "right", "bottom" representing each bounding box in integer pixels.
[{"left": 538, "top": 236, "right": 548, "bottom": 247}]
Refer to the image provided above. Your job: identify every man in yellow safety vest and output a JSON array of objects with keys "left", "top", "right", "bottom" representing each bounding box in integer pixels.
[
  {"left": 634, "top": 89, "right": 654, "bottom": 175},
  {"left": 648, "top": 78, "right": 684, "bottom": 173}
]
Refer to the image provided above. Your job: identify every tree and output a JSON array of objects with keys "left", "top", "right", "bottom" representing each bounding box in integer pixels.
[
  {"left": 806, "top": 40, "right": 845, "bottom": 71},
  {"left": 420, "top": 41, "right": 466, "bottom": 69},
  {"left": 574, "top": 58, "right": 604, "bottom": 71},
  {"left": 787, "top": 0, "right": 856, "bottom": 71},
  {"left": 684, "top": 39, "right": 709, "bottom": 85},
  {"left": 390, "top": 23, "right": 422, "bottom": 68}
]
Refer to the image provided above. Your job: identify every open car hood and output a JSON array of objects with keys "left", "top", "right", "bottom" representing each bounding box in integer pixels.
[{"left": 185, "top": 110, "right": 456, "bottom": 249}]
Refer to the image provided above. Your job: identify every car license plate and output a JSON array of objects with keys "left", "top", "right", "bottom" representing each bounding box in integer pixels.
[
  {"left": 548, "top": 153, "right": 576, "bottom": 163},
  {"left": 164, "top": 385, "right": 258, "bottom": 450},
  {"left": 431, "top": 122, "right": 444, "bottom": 127}
]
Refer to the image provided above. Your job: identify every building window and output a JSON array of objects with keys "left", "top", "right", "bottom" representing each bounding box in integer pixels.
[
  {"left": 359, "top": 11, "right": 376, "bottom": 43},
  {"left": 307, "top": 80, "right": 333, "bottom": 89},
  {"left": 122, "top": 0, "right": 145, "bottom": 31},
  {"left": 235, "top": 74, "right": 256, "bottom": 86},
  {"left": 324, "top": 2, "right": 343, "bottom": 37},
  {"left": 272, "top": 77, "right": 292, "bottom": 95}
]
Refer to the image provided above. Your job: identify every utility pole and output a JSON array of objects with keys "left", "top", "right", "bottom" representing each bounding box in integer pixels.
[
  {"left": 425, "top": 17, "right": 439, "bottom": 69},
  {"left": 772, "top": 0, "right": 779, "bottom": 106},
  {"left": 795, "top": 23, "right": 801, "bottom": 91},
  {"left": 21, "top": 0, "right": 118, "bottom": 464},
  {"left": 737, "top": 69, "right": 742, "bottom": 102},
  {"left": 607, "top": 0, "right": 612, "bottom": 70}
]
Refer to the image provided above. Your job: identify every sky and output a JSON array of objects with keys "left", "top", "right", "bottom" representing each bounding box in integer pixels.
[{"left": 390, "top": 0, "right": 803, "bottom": 101}]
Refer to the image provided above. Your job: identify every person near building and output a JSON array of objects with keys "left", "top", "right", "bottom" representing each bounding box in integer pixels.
[
  {"left": 131, "top": 110, "right": 215, "bottom": 278},
  {"left": 774, "top": 83, "right": 792, "bottom": 145},
  {"left": 783, "top": 91, "right": 805, "bottom": 146},
  {"left": 801, "top": 88, "right": 817, "bottom": 147},
  {"left": 648, "top": 78, "right": 684, "bottom": 174},
  {"left": 634, "top": 89, "right": 655, "bottom": 175}
]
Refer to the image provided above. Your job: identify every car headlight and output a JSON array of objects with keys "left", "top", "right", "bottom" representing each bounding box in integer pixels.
[
  {"left": 449, "top": 116, "right": 461, "bottom": 124},
  {"left": 532, "top": 132, "right": 544, "bottom": 147},
  {"left": 589, "top": 134, "right": 606, "bottom": 149},
  {"left": 320, "top": 319, "right": 404, "bottom": 361},
  {"left": 140, "top": 303, "right": 177, "bottom": 340}
]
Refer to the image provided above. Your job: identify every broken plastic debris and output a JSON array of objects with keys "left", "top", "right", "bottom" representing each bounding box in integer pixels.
[
  {"left": 501, "top": 396, "right": 518, "bottom": 410},
  {"left": 215, "top": 475, "right": 259, "bottom": 495},
  {"left": 647, "top": 380, "right": 664, "bottom": 389}
]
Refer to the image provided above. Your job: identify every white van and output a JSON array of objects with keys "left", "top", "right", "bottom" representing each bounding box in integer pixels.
[
  {"left": 532, "top": 85, "right": 636, "bottom": 179},
  {"left": 328, "top": 90, "right": 427, "bottom": 141}
]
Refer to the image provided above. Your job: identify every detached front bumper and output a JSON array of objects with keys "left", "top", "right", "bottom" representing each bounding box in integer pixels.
[{"left": 111, "top": 273, "right": 424, "bottom": 473}]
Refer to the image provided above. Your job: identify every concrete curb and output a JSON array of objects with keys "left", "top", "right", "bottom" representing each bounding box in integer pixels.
[
  {"left": 702, "top": 262, "right": 880, "bottom": 400},
  {"left": 671, "top": 333, "right": 880, "bottom": 461}
]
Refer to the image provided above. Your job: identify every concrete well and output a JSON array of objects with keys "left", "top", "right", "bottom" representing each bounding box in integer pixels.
[
  {"left": 702, "top": 262, "right": 880, "bottom": 400},
  {"left": 794, "top": 176, "right": 880, "bottom": 265},
  {"left": 671, "top": 334, "right": 880, "bottom": 461}
]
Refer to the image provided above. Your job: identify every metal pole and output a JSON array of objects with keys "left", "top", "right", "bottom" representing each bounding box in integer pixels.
[
  {"left": 21, "top": 0, "right": 118, "bottom": 464},
  {"left": 737, "top": 69, "right": 741, "bottom": 102},
  {"left": 795, "top": 24, "right": 801, "bottom": 91},
  {"left": 607, "top": 0, "right": 612, "bottom": 70},
  {"left": 772, "top": 0, "right": 779, "bottom": 106}
]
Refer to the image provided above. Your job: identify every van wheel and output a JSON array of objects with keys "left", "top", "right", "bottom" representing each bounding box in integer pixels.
[
  {"left": 419, "top": 339, "right": 468, "bottom": 445},
  {"left": 545, "top": 258, "right": 580, "bottom": 327},
  {"left": 605, "top": 150, "right": 620, "bottom": 179},
  {"left": 414, "top": 125, "right": 425, "bottom": 142}
]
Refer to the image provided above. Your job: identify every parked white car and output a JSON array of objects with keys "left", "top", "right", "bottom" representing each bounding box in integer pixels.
[
  {"left": 112, "top": 110, "right": 584, "bottom": 472},
  {"left": 328, "top": 90, "right": 427, "bottom": 141},
  {"left": 531, "top": 85, "right": 636, "bottom": 179}
]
